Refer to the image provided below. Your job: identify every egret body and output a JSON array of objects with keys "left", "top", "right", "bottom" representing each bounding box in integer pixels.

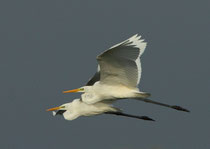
[{"left": 47, "top": 99, "right": 154, "bottom": 121}]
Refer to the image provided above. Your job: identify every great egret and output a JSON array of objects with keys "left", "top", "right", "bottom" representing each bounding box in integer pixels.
[
  {"left": 63, "top": 34, "right": 189, "bottom": 112},
  {"left": 46, "top": 99, "right": 154, "bottom": 121}
]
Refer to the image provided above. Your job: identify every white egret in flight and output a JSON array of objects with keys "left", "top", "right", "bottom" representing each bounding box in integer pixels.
[
  {"left": 63, "top": 34, "right": 149, "bottom": 102},
  {"left": 46, "top": 99, "right": 155, "bottom": 121},
  {"left": 63, "top": 34, "right": 189, "bottom": 112}
]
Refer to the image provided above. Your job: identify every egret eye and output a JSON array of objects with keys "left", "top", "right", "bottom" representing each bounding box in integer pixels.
[
  {"left": 60, "top": 106, "right": 65, "bottom": 108},
  {"left": 80, "top": 88, "right": 84, "bottom": 91}
]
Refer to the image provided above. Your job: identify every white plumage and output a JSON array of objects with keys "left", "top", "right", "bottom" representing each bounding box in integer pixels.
[{"left": 58, "top": 99, "right": 118, "bottom": 120}]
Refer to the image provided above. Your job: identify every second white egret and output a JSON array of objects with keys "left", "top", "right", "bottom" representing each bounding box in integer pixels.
[{"left": 46, "top": 99, "right": 154, "bottom": 121}]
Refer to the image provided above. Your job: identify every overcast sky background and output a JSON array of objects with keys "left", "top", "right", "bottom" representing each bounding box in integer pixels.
[{"left": 0, "top": 0, "right": 210, "bottom": 149}]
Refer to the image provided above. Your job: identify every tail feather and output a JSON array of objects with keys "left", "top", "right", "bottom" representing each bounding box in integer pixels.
[{"left": 135, "top": 92, "right": 151, "bottom": 98}]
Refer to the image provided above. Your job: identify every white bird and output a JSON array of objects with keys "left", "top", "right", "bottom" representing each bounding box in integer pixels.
[
  {"left": 46, "top": 99, "right": 154, "bottom": 121},
  {"left": 63, "top": 34, "right": 189, "bottom": 112}
]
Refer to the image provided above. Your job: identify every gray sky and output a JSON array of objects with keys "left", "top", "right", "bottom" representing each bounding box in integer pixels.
[{"left": 0, "top": 0, "right": 210, "bottom": 149}]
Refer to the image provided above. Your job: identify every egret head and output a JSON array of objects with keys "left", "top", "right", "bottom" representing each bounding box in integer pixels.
[
  {"left": 46, "top": 101, "right": 79, "bottom": 120},
  {"left": 46, "top": 103, "right": 70, "bottom": 113},
  {"left": 62, "top": 86, "right": 91, "bottom": 94}
]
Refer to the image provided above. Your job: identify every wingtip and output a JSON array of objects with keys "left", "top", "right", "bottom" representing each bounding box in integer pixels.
[
  {"left": 131, "top": 34, "right": 139, "bottom": 38},
  {"left": 127, "top": 34, "right": 147, "bottom": 56}
]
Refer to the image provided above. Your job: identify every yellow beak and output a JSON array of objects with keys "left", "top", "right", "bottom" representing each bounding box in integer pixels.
[
  {"left": 62, "top": 88, "right": 80, "bottom": 93},
  {"left": 46, "top": 106, "right": 61, "bottom": 111}
]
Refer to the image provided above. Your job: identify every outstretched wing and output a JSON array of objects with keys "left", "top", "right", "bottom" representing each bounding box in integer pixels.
[{"left": 96, "top": 34, "right": 147, "bottom": 88}]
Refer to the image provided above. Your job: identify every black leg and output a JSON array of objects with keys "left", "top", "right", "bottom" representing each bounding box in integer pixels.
[
  {"left": 136, "top": 98, "right": 190, "bottom": 112},
  {"left": 105, "top": 111, "right": 155, "bottom": 121}
]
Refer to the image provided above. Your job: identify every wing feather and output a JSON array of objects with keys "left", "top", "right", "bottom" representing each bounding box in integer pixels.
[{"left": 97, "top": 34, "right": 147, "bottom": 87}]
